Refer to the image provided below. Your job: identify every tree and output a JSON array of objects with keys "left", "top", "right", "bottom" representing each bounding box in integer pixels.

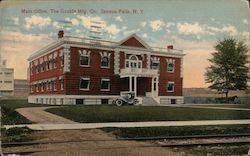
[{"left": 205, "top": 38, "right": 249, "bottom": 99}]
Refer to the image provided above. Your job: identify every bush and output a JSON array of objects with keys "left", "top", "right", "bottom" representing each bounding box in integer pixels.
[{"left": 3, "top": 127, "right": 33, "bottom": 143}]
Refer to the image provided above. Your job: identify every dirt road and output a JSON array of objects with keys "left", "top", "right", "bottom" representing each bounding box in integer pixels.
[
  {"left": 16, "top": 107, "right": 77, "bottom": 124},
  {"left": 4, "top": 129, "right": 186, "bottom": 156}
]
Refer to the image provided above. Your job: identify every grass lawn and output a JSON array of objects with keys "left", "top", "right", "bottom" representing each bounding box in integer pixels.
[
  {"left": 46, "top": 105, "right": 250, "bottom": 123},
  {"left": 101, "top": 124, "right": 250, "bottom": 138},
  {"left": 0, "top": 99, "right": 43, "bottom": 125},
  {"left": 194, "top": 104, "right": 250, "bottom": 109}
]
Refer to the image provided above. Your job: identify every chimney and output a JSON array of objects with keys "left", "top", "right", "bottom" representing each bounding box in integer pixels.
[
  {"left": 58, "top": 30, "right": 64, "bottom": 39},
  {"left": 167, "top": 45, "right": 173, "bottom": 49}
]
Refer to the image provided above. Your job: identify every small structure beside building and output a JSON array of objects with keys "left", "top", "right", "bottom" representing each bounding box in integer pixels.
[
  {"left": 0, "top": 54, "right": 14, "bottom": 96},
  {"left": 28, "top": 31, "right": 184, "bottom": 105}
]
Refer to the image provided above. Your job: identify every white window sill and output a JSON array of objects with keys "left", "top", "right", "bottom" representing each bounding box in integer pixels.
[
  {"left": 101, "top": 89, "right": 110, "bottom": 91},
  {"left": 80, "top": 65, "right": 90, "bottom": 67},
  {"left": 167, "top": 90, "right": 174, "bottom": 92},
  {"left": 80, "top": 88, "right": 90, "bottom": 91}
]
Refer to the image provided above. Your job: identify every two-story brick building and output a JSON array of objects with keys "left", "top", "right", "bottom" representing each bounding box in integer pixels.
[{"left": 28, "top": 31, "right": 184, "bottom": 105}]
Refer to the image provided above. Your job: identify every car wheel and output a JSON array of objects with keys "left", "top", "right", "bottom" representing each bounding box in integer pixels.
[{"left": 115, "top": 99, "right": 123, "bottom": 106}]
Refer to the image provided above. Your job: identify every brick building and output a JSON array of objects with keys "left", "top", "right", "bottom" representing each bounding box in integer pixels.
[{"left": 28, "top": 31, "right": 184, "bottom": 105}]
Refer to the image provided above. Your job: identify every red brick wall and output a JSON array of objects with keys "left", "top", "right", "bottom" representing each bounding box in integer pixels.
[
  {"left": 65, "top": 47, "right": 120, "bottom": 95},
  {"left": 155, "top": 55, "right": 183, "bottom": 96},
  {"left": 29, "top": 47, "right": 65, "bottom": 95},
  {"left": 120, "top": 37, "right": 146, "bottom": 48}
]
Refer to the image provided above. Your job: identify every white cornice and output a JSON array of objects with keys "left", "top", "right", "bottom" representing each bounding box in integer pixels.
[{"left": 28, "top": 35, "right": 185, "bottom": 62}]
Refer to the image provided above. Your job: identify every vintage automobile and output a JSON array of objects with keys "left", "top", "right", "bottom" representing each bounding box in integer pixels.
[{"left": 114, "top": 92, "right": 139, "bottom": 106}]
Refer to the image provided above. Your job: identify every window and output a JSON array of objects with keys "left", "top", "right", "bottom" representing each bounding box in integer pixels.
[
  {"left": 101, "top": 56, "right": 110, "bottom": 68},
  {"left": 59, "top": 78, "right": 64, "bottom": 90},
  {"left": 41, "top": 83, "right": 44, "bottom": 92},
  {"left": 166, "top": 82, "right": 174, "bottom": 92},
  {"left": 36, "top": 84, "right": 39, "bottom": 92},
  {"left": 80, "top": 55, "right": 90, "bottom": 66},
  {"left": 166, "top": 59, "right": 175, "bottom": 72},
  {"left": 36, "top": 65, "right": 39, "bottom": 73},
  {"left": 30, "top": 85, "right": 33, "bottom": 93},
  {"left": 46, "top": 81, "right": 49, "bottom": 91},
  {"left": 4, "top": 81, "right": 12, "bottom": 83},
  {"left": 101, "top": 78, "right": 110, "bottom": 91},
  {"left": 49, "top": 59, "right": 53, "bottom": 69},
  {"left": 151, "top": 58, "right": 160, "bottom": 69},
  {"left": 40, "top": 62, "right": 45, "bottom": 72},
  {"left": 101, "top": 99, "right": 109, "bottom": 104},
  {"left": 76, "top": 99, "right": 84, "bottom": 105},
  {"left": 46, "top": 61, "right": 50, "bottom": 70},
  {"left": 60, "top": 55, "right": 64, "bottom": 66},
  {"left": 80, "top": 77, "right": 90, "bottom": 90},
  {"left": 53, "top": 59, "right": 57, "bottom": 69},
  {"left": 49, "top": 80, "right": 53, "bottom": 91},
  {"left": 53, "top": 80, "right": 57, "bottom": 91}
]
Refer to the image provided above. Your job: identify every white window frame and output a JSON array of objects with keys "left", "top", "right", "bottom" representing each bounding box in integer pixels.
[
  {"left": 166, "top": 81, "right": 175, "bottom": 92},
  {"left": 30, "top": 85, "right": 33, "bottom": 93},
  {"left": 79, "top": 50, "right": 91, "bottom": 67},
  {"left": 53, "top": 80, "right": 57, "bottom": 91},
  {"left": 59, "top": 77, "right": 64, "bottom": 90},
  {"left": 101, "top": 56, "right": 110, "bottom": 68},
  {"left": 101, "top": 78, "right": 110, "bottom": 91},
  {"left": 80, "top": 77, "right": 90, "bottom": 90},
  {"left": 166, "top": 59, "right": 175, "bottom": 73},
  {"left": 59, "top": 50, "right": 64, "bottom": 67},
  {"left": 41, "top": 82, "right": 44, "bottom": 92},
  {"left": 36, "top": 83, "right": 39, "bottom": 92},
  {"left": 125, "top": 55, "right": 142, "bottom": 69}
]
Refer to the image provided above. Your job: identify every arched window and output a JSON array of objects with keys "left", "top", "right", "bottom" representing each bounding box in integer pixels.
[{"left": 101, "top": 56, "right": 109, "bottom": 67}]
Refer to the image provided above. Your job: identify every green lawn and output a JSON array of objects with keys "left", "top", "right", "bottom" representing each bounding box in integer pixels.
[
  {"left": 194, "top": 104, "right": 250, "bottom": 109},
  {"left": 102, "top": 124, "right": 250, "bottom": 138},
  {"left": 0, "top": 99, "right": 43, "bottom": 125},
  {"left": 46, "top": 105, "right": 250, "bottom": 123}
]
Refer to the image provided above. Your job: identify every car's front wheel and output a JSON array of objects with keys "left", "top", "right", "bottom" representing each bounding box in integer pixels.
[{"left": 115, "top": 99, "right": 123, "bottom": 106}]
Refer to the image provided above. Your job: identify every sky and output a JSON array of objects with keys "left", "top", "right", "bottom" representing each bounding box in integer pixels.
[{"left": 0, "top": 0, "right": 249, "bottom": 88}]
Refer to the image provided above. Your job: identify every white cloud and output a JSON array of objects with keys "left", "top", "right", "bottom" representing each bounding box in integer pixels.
[
  {"left": 12, "top": 17, "right": 19, "bottom": 25},
  {"left": 24, "top": 15, "right": 52, "bottom": 29},
  {"left": 242, "top": 18, "right": 249, "bottom": 25},
  {"left": 115, "top": 16, "right": 123, "bottom": 22},
  {"left": 76, "top": 16, "right": 122, "bottom": 36},
  {"left": 177, "top": 22, "right": 204, "bottom": 35},
  {"left": 52, "top": 21, "right": 61, "bottom": 29},
  {"left": 71, "top": 18, "right": 79, "bottom": 26},
  {"left": 123, "top": 29, "right": 137, "bottom": 36},
  {"left": 122, "top": 26, "right": 127, "bottom": 30},
  {"left": 106, "top": 24, "right": 120, "bottom": 35},
  {"left": 77, "top": 15, "right": 107, "bottom": 29},
  {"left": 75, "top": 29, "right": 81, "bottom": 33},
  {"left": 221, "top": 25, "right": 238, "bottom": 35},
  {"left": 140, "top": 21, "right": 147, "bottom": 27},
  {"left": 149, "top": 20, "right": 165, "bottom": 31},
  {"left": 142, "top": 33, "right": 148, "bottom": 38},
  {"left": 165, "top": 22, "right": 175, "bottom": 28}
]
